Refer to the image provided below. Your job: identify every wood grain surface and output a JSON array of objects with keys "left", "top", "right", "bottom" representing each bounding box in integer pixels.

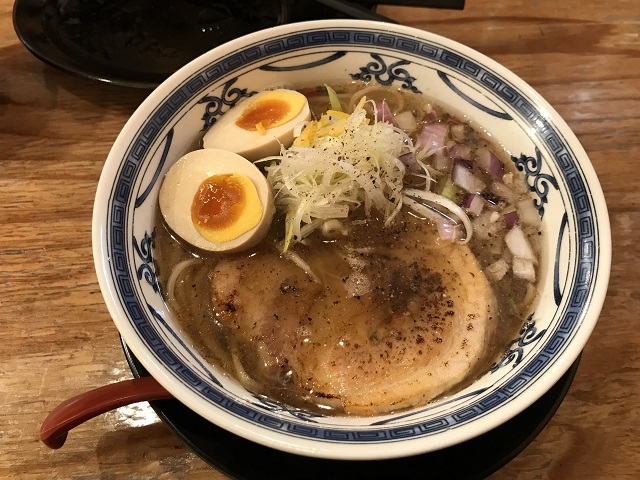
[{"left": 1, "top": 0, "right": 638, "bottom": 478}]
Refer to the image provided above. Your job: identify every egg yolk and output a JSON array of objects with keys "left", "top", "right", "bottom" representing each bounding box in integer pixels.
[
  {"left": 191, "top": 174, "right": 263, "bottom": 243},
  {"left": 235, "top": 91, "right": 306, "bottom": 133}
]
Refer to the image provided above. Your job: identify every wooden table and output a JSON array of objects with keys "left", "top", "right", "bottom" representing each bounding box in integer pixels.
[{"left": 1, "top": 0, "right": 638, "bottom": 478}]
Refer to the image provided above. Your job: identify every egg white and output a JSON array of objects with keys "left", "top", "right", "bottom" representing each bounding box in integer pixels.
[
  {"left": 159, "top": 149, "right": 274, "bottom": 253},
  {"left": 202, "top": 89, "right": 311, "bottom": 162}
]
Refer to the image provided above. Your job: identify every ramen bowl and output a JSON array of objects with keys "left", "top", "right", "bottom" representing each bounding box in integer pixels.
[{"left": 93, "top": 19, "right": 610, "bottom": 460}]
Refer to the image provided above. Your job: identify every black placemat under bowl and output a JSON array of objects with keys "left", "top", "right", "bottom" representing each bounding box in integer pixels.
[{"left": 121, "top": 339, "right": 580, "bottom": 479}]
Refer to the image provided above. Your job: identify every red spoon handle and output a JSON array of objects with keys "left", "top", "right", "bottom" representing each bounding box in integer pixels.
[{"left": 40, "top": 376, "right": 173, "bottom": 449}]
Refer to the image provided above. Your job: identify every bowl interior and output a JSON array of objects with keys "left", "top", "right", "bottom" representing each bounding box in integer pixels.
[{"left": 93, "top": 20, "right": 610, "bottom": 460}]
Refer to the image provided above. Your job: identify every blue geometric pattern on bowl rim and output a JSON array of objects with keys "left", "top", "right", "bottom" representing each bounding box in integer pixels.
[{"left": 103, "top": 26, "right": 604, "bottom": 444}]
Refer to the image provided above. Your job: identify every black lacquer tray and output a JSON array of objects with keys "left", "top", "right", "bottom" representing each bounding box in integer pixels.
[
  {"left": 13, "top": 0, "right": 464, "bottom": 88},
  {"left": 122, "top": 339, "right": 579, "bottom": 480}
]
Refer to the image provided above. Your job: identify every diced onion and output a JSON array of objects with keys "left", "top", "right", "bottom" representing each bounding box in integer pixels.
[
  {"left": 490, "top": 180, "right": 517, "bottom": 203},
  {"left": 505, "top": 225, "right": 536, "bottom": 262},
  {"left": 430, "top": 152, "right": 452, "bottom": 171},
  {"left": 394, "top": 111, "right": 417, "bottom": 131},
  {"left": 513, "top": 256, "right": 536, "bottom": 282},
  {"left": 449, "top": 143, "right": 472, "bottom": 160},
  {"left": 462, "top": 193, "right": 485, "bottom": 217},
  {"left": 375, "top": 101, "right": 396, "bottom": 125},
  {"left": 476, "top": 147, "right": 504, "bottom": 178},
  {"left": 472, "top": 210, "right": 502, "bottom": 240},
  {"left": 452, "top": 160, "right": 486, "bottom": 193},
  {"left": 450, "top": 124, "right": 466, "bottom": 142},
  {"left": 422, "top": 111, "right": 438, "bottom": 123},
  {"left": 486, "top": 258, "right": 509, "bottom": 281},
  {"left": 502, "top": 172, "right": 514, "bottom": 185},
  {"left": 399, "top": 152, "right": 420, "bottom": 172},
  {"left": 437, "top": 221, "right": 459, "bottom": 242},
  {"left": 503, "top": 210, "right": 519, "bottom": 229},
  {"left": 417, "top": 122, "right": 448, "bottom": 153},
  {"left": 517, "top": 198, "right": 542, "bottom": 226},
  {"left": 455, "top": 158, "right": 473, "bottom": 170}
]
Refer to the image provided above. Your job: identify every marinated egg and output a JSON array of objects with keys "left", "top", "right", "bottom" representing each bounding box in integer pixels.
[
  {"left": 202, "top": 89, "right": 310, "bottom": 161},
  {"left": 159, "top": 149, "right": 274, "bottom": 253}
]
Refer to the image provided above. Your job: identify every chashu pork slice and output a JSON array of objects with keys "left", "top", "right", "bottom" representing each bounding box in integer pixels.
[
  {"left": 294, "top": 217, "right": 498, "bottom": 415},
  {"left": 211, "top": 251, "right": 322, "bottom": 377},
  {"left": 211, "top": 212, "right": 498, "bottom": 416}
]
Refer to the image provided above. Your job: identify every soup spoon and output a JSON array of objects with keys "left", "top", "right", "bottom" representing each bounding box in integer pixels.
[{"left": 40, "top": 376, "right": 172, "bottom": 449}]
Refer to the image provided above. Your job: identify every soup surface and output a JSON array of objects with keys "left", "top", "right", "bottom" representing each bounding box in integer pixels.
[{"left": 155, "top": 83, "right": 541, "bottom": 415}]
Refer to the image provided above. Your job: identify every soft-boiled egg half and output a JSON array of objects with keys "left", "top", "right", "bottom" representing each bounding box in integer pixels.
[
  {"left": 202, "top": 89, "right": 310, "bottom": 161},
  {"left": 159, "top": 149, "right": 274, "bottom": 253}
]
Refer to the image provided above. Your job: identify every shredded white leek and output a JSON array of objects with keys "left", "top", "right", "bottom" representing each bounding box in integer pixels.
[
  {"left": 264, "top": 97, "right": 413, "bottom": 250},
  {"left": 347, "top": 85, "right": 405, "bottom": 114},
  {"left": 280, "top": 250, "right": 320, "bottom": 283},
  {"left": 230, "top": 348, "right": 263, "bottom": 392},
  {"left": 403, "top": 188, "right": 473, "bottom": 244},
  {"left": 166, "top": 258, "right": 200, "bottom": 303},
  {"left": 325, "top": 84, "right": 343, "bottom": 111}
]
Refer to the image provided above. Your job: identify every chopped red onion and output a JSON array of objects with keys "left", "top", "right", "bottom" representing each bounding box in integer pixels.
[
  {"left": 452, "top": 160, "right": 486, "bottom": 193},
  {"left": 423, "top": 111, "right": 438, "bottom": 123},
  {"left": 503, "top": 210, "right": 520, "bottom": 229},
  {"left": 432, "top": 152, "right": 452, "bottom": 171},
  {"left": 454, "top": 158, "right": 473, "bottom": 169},
  {"left": 505, "top": 225, "right": 536, "bottom": 261},
  {"left": 476, "top": 147, "right": 504, "bottom": 178},
  {"left": 462, "top": 193, "right": 485, "bottom": 216},
  {"left": 449, "top": 144, "right": 472, "bottom": 160},
  {"left": 417, "top": 122, "right": 448, "bottom": 151},
  {"left": 437, "top": 221, "right": 457, "bottom": 242},
  {"left": 375, "top": 101, "right": 396, "bottom": 126},
  {"left": 399, "top": 152, "right": 420, "bottom": 172}
]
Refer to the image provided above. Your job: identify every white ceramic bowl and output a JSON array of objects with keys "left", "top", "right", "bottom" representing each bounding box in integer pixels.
[{"left": 93, "top": 19, "right": 610, "bottom": 460}]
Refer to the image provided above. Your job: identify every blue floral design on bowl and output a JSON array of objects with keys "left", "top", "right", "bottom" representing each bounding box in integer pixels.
[{"left": 93, "top": 20, "right": 610, "bottom": 460}]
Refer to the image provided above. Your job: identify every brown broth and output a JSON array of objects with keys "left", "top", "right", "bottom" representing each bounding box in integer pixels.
[{"left": 154, "top": 83, "right": 541, "bottom": 415}]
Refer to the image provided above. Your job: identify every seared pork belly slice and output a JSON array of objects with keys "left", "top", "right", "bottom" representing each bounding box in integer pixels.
[
  {"left": 295, "top": 225, "right": 497, "bottom": 415},
  {"left": 211, "top": 253, "right": 322, "bottom": 375},
  {"left": 211, "top": 213, "right": 497, "bottom": 415}
]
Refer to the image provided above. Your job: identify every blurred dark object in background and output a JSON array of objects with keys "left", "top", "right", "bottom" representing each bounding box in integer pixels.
[{"left": 13, "top": 0, "right": 465, "bottom": 88}]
